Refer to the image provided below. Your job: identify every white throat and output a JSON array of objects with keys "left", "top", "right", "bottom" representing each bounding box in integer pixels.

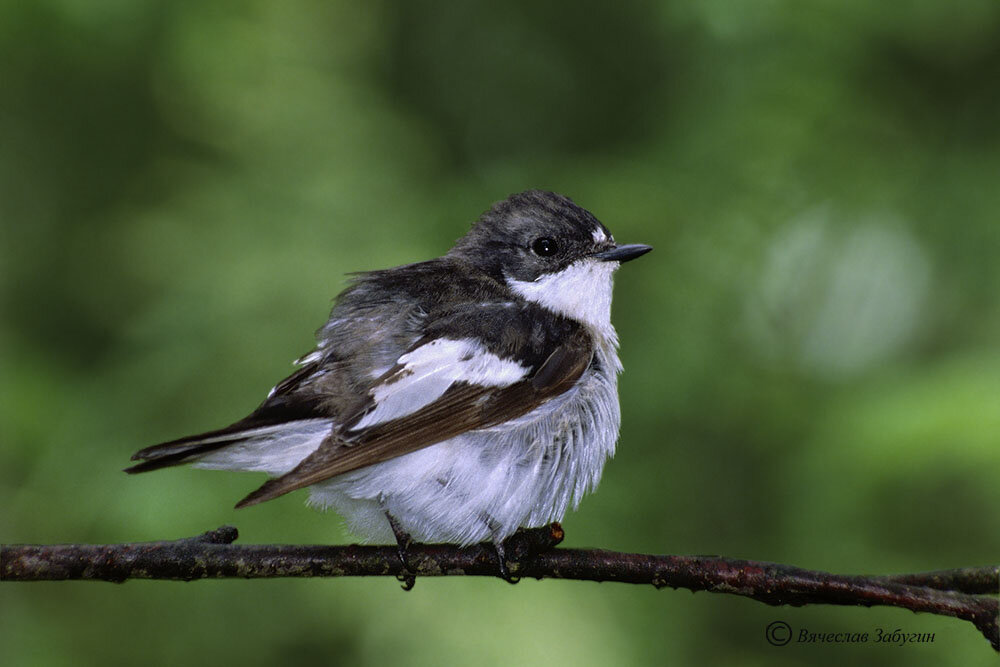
[{"left": 507, "top": 258, "right": 618, "bottom": 334}]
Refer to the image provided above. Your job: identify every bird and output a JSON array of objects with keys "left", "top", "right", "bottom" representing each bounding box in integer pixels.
[{"left": 126, "top": 190, "right": 651, "bottom": 579}]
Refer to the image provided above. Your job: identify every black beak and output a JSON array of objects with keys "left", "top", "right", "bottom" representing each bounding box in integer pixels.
[{"left": 592, "top": 244, "right": 653, "bottom": 263}]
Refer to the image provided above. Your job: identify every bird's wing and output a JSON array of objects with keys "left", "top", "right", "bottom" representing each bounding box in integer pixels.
[{"left": 234, "top": 309, "right": 593, "bottom": 508}]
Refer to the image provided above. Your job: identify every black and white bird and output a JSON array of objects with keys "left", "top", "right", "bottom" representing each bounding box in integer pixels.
[{"left": 127, "top": 190, "right": 650, "bottom": 573}]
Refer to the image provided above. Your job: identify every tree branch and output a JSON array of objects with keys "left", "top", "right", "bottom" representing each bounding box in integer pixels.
[{"left": 2, "top": 525, "right": 997, "bottom": 651}]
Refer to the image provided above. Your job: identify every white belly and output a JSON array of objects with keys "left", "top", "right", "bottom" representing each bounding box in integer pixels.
[{"left": 308, "top": 341, "right": 622, "bottom": 546}]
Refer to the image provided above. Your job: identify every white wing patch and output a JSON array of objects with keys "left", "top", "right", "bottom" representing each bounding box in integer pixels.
[
  {"left": 295, "top": 350, "right": 323, "bottom": 366},
  {"left": 349, "top": 338, "right": 530, "bottom": 431}
]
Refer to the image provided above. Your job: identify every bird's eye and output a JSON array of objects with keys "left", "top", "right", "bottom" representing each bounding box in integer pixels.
[{"left": 531, "top": 237, "right": 558, "bottom": 257}]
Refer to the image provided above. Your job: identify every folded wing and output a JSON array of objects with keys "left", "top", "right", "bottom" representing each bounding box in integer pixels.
[{"left": 234, "top": 326, "right": 593, "bottom": 508}]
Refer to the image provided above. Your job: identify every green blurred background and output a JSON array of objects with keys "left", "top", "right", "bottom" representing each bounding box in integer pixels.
[{"left": 2, "top": 1, "right": 998, "bottom": 665}]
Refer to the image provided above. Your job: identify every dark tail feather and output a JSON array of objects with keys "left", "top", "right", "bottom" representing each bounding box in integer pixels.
[{"left": 124, "top": 426, "right": 253, "bottom": 474}]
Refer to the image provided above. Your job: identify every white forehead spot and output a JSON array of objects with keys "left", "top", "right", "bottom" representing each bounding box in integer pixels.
[
  {"left": 592, "top": 227, "right": 609, "bottom": 243},
  {"left": 508, "top": 258, "right": 617, "bottom": 331}
]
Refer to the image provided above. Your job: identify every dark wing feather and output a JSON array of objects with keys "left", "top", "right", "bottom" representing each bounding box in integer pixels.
[{"left": 234, "top": 329, "right": 593, "bottom": 508}]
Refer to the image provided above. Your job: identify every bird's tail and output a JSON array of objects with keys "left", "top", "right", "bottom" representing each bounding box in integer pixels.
[{"left": 124, "top": 419, "right": 333, "bottom": 477}]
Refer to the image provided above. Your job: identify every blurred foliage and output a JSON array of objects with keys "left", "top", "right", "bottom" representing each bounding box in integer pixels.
[{"left": 2, "top": 1, "right": 999, "bottom": 665}]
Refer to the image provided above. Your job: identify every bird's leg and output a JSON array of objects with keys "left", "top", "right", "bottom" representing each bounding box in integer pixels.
[
  {"left": 483, "top": 514, "right": 520, "bottom": 584},
  {"left": 491, "top": 539, "right": 519, "bottom": 584},
  {"left": 384, "top": 511, "right": 417, "bottom": 591}
]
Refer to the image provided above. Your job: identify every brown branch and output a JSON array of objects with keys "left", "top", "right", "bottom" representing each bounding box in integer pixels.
[{"left": 2, "top": 525, "right": 997, "bottom": 651}]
